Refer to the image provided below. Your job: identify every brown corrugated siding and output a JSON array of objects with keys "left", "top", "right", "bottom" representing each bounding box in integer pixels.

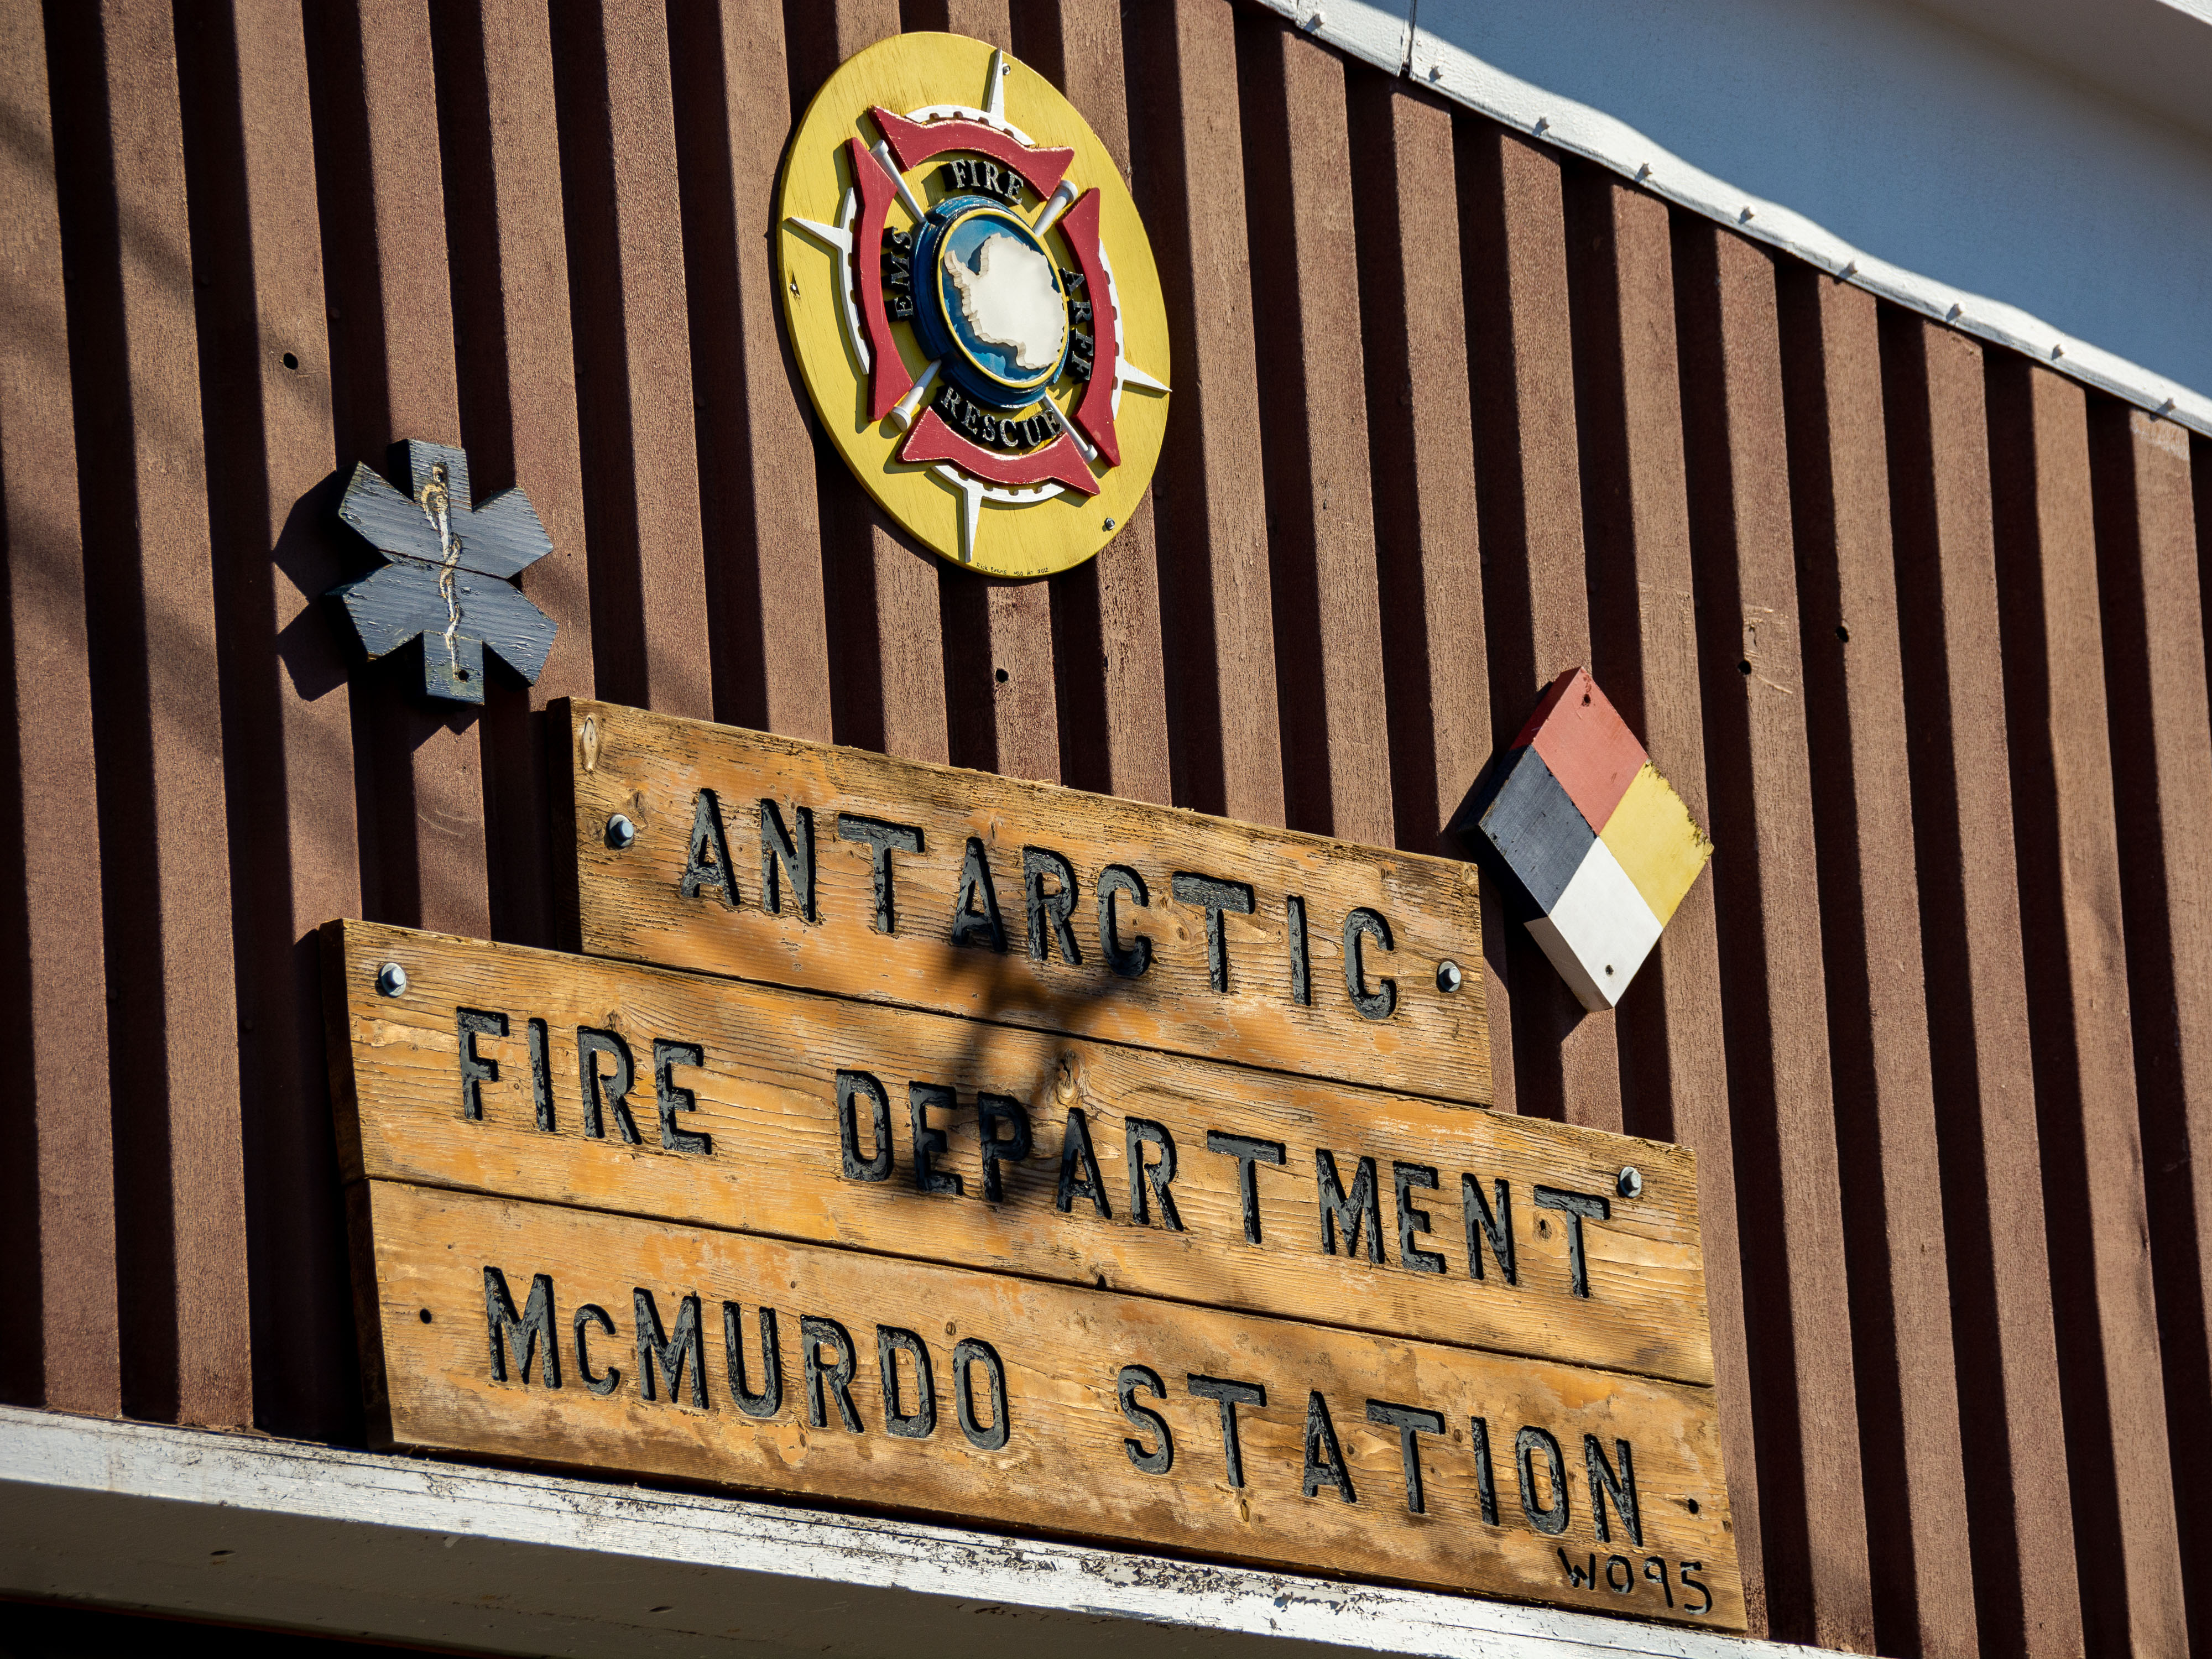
[{"left": 2, "top": 2, "right": 2208, "bottom": 1652}]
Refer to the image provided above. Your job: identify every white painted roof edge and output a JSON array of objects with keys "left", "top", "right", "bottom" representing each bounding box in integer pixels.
[
  {"left": 0, "top": 1405, "right": 1835, "bottom": 1659},
  {"left": 1250, "top": 0, "right": 2212, "bottom": 442}
]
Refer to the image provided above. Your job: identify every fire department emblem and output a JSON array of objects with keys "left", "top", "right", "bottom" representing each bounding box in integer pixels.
[{"left": 777, "top": 34, "right": 1170, "bottom": 578}]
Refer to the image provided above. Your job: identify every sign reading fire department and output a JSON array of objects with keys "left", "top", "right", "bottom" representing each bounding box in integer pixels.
[
  {"left": 776, "top": 33, "right": 1169, "bottom": 575},
  {"left": 327, "top": 700, "right": 1744, "bottom": 1630}
]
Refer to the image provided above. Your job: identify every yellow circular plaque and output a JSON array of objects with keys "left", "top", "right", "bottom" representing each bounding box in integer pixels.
[{"left": 775, "top": 33, "right": 1171, "bottom": 578}]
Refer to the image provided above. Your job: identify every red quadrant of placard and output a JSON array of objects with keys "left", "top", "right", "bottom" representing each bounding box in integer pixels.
[{"left": 1515, "top": 667, "right": 1648, "bottom": 832}]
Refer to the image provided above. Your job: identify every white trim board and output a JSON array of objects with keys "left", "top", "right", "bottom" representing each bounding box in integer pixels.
[
  {"left": 1250, "top": 0, "right": 2212, "bottom": 444},
  {"left": 0, "top": 1406, "right": 1840, "bottom": 1659}
]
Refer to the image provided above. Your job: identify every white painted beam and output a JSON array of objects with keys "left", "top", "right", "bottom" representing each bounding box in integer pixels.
[
  {"left": 0, "top": 1406, "right": 1837, "bottom": 1659},
  {"left": 1246, "top": 0, "right": 2212, "bottom": 442}
]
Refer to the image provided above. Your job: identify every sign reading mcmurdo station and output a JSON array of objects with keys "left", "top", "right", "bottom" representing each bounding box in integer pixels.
[{"left": 326, "top": 700, "right": 1743, "bottom": 1629}]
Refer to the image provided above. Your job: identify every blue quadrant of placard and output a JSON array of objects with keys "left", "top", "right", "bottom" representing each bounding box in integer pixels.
[{"left": 1466, "top": 745, "right": 1596, "bottom": 916}]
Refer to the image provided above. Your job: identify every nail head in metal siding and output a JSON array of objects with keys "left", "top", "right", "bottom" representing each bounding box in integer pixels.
[
  {"left": 1616, "top": 1167, "right": 1642, "bottom": 1200},
  {"left": 606, "top": 814, "right": 638, "bottom": 851},
  {"left": 375, "top": 962, "right": 407, "bottom": 998}
]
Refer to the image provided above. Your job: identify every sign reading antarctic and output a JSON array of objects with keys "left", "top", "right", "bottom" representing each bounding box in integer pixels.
[{"left": 776, "top": 33, "right": 1169, "bottom": 576}]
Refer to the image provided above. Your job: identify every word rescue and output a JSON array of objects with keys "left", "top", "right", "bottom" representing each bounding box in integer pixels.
[{"left": 564, "top": 701, "right": 1494, "bottom": 1105}]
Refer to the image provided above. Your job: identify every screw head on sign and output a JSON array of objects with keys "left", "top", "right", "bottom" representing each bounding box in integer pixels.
[
  {"left": 606, "top": 813, "right": 637, "bottom": 851},
  {"left": 1617, "top": 1166, "right": 1642, "bottom": 1199},
  {"left": 376, "top": 962, "right": 408, "bottom": 998},
  {"left": 1435, "top": 959, "right": 1463, "bottom": 993}
]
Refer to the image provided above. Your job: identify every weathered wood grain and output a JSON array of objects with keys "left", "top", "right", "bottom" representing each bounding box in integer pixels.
[
  {"left": 1880, "top": 310, "right": 2079, "bottom": 1657},
  {"left": 175, "top": 0, "right": 363, "bottom": 1442},
  {"left": 56, "top": 0, "right": 249, "bottom": 1427},
  {"left": 1456, "top": 121, "right": 1620, "bottom": 1133},
  {"left": 327, "top": 919, "right": 1703, "bottom": 1384},
  {"left": 354, "top": 1181, "right": 1743, "bottom": 1628},
  {"left": 564, "top": 700, "right": 1491, "bottom": 1104},
  {"left": 1776, "top": 268, "right": 1970, "bottom": 1658},
  {"left": 0, "top": 0, "right": 116, "bottom": 1417},
  {"left": 1566, "top": 169, "right": 1765, "bottom": 1625},
  {"left": 1676, "top": 222, "right": 1868, "bottom": 1649}
]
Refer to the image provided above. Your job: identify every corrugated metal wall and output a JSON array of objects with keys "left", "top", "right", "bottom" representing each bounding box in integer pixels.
[{"left": 1, "top": 1, "right": 2206, "bottom": 1653}]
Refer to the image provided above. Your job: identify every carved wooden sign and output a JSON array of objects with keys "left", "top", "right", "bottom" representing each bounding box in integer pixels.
[
  {"left": 326, "top": 703, "right": 1743, "bottom": 1630},
  {"left": 560, "top": 700, "right": 1493, "bottom": 1107}
]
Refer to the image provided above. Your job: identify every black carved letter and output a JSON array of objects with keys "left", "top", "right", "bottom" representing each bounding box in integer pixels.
[
  {"left": 1207, "top": 1131, "right": 1285, "bottom": 1244},
  {"left": 1126, "top": 1118, "right": 1183, "bottom": 1232},
  {"left": 978, "top": 1093, "right": 1032, "bottom": 1202},
  {"left": 1342, "top": 907, "right": 1397, "bottom": 1020},
  {"left": 1022, "top": 846, "right": 1082, "bottom": 965},
  {"left": 1172, "top": 873, "right": 1254, "bottom": 993},
  {"left": 633, "top": 1288, "right": 706, "bottom": 1407},
  {"left": 1187, "top": 1374, "right": 1266, "bottom": 1489},
  {"left": 723, "top": 1302, "right": 782, "bottom": 1418},
  {"left": 801, "top": 1314, "right": 862, "bottom": 1431},
  {"left": 653, "top": 1039, "right": 712, "bottom": 1155},
  {"left": 1118, "top": 1364, "right": 1173, "bottom": 1474},
  {"left": 837, "top": 1070, "right": 894, "bottom": 1181},
  {"left": 1316, "top": 1149, "right": 1384, "bottom": 1262},
  {"left": 682, "top": 788, "right": 738, "bottom": 907},
  {"left": 759, "top": 799, "right": 816, "bottom": 921},
  {"left": 837, "top": 815, "right": 922, "bottom": 934},
  {"left": 483, "top": 1267, "right": 559, "bottom": 1387},
  {"left": 1533, "top": 1185, "right": 1611, "bottom": 1298},
  {"left": 1097, "top": 864, "right": 1152, "bottom": 978},
  {"left": 954, "top": 1338, "right": 1009, "bottom": 1449},
  {"left": 1367, "top": 1399, "right": 1444, "bottom": 1513},
  {"left": 577, "top": 1027, "right": 640, "bottom": 1144},
  {"left": 909, "top": 1082, "right": 964, "bottom": 1197},
  {"left": 1301, "top": 1391, "right": 1355, "bottom": 1503},
  {"left": 1585, "top": 1434, "right": 1643, "bottom": 1547},
  {"left": 457, "top": 1009, "right": 505, "bottom": 1120},
  {"left": 879, "top": 1326, "right": 938, "bottom": 1439},
  {"left": 1517, "top": 1425, "right": 1571, "bottom": 1535},
  {"left": 951, "top": 836, "right": 1008, "bottom": 952}
]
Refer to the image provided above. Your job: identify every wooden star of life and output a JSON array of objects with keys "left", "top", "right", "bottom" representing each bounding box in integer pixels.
[{"left": 330, "top": 440, "right": 556, "bottom": 705}]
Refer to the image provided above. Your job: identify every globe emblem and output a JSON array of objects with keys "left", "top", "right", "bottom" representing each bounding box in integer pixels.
[
  {"left": 778, "top": 36, "right": 1170, "bottom": 575},
  {"left": 924, "top": 204, "right": 1069, "bottom": 403}
]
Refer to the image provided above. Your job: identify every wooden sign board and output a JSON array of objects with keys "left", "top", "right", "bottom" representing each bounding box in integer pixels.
[
  {"left": 326, "top": 921, "right": 1712, "bottom": 1384},
  {"left": 558, "top": 700, "right": 1493, "bottom": 1107},
  {"left": 356, "top": 1181, "right": 1742, "bottom": 1628},
  {"left": 330, "top": 699, "right": 1741, "bottom": 1629},
  {"left": 326, "top": 920, "right": 1741, "bottom": 1627}
]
